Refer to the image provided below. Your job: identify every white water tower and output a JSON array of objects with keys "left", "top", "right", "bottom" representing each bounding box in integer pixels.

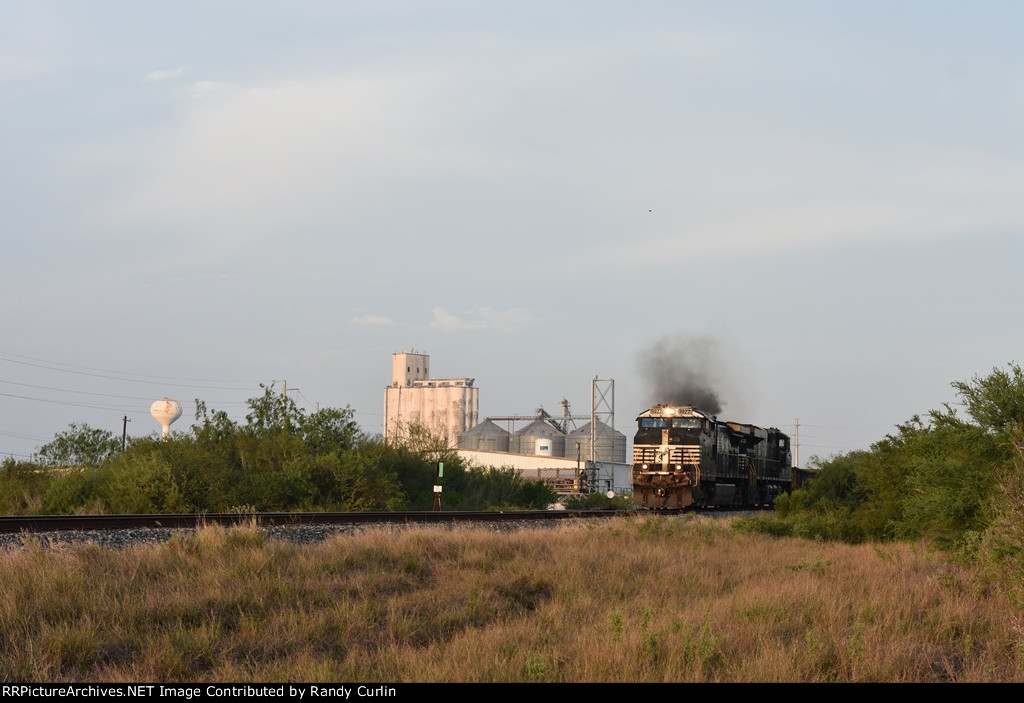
[{"left": 151, "top": 398, "right": 182, "bottom": 440}]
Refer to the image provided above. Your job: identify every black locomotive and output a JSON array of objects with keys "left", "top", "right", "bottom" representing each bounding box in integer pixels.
[{"left": 631, "top": 404, "right": 795, "bottom": 509}]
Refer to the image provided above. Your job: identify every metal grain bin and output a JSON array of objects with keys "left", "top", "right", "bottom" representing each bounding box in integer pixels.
[
  {"left": 458, "top": 420, "right": 511, "bottom": 452},
  {"left": 567, "top": 420, "right": 627, "bottom": 463},
  {"left": 512, "top": 419, "right": 566, "bottom": 457}
]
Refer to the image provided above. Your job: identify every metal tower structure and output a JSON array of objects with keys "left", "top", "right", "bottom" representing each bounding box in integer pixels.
[
  {"left": 590, "top": 377, "right": 615, "bottom": 490},
  {"left": 558, "top": 399, "right": 578, "bottom": 433}
]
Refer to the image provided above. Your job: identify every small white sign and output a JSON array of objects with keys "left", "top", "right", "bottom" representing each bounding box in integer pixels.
[{"left": 433, "top": 485, "right": 443, "bottom": 493}]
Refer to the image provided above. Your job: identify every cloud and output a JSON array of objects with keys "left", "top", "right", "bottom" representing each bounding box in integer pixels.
[
  {"left": 86, "top": 68, "right": 481, "bottom": 251},
  {"left": 429, "top": 308, "right": 463, "bottom": 332},
  {"left": 600, "top": 134, "right": 1024, "bottom": 266},
  {"left": 0, "top": 56, "right": 47, "bottom": 82},
  {"left": 183, "top": 80, "right": 227, "bottom": 99},
  {"left": 84, "top": 38, "right": 1024, "bottom": 274},
  {"left": 429, "top": 307, "right": 534, "bottom": 333},
  {"left": 351, "top": 315, "right": 394, "bottom": 326},
  {"left": 144, "top": 67, "right": 185, "bottom": 82}
]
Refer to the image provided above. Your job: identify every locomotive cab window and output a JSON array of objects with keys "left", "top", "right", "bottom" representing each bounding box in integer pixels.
[
  {"left": 639, "top": 418, "right": 669, "bottom": 429},
  {"left": 671, "top": 418, "right": 701, "bottom": 429}
]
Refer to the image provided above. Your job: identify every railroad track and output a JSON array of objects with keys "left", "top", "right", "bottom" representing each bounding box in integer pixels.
[{"left": 0, "top": 509, "right": 623, "bottom": 534}]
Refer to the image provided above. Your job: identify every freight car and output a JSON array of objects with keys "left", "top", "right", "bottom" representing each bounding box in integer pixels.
[{"left": 631, "top": 404, "right": 795, "bottom": 509}]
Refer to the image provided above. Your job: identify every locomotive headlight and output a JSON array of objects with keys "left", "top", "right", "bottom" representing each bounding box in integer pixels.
[
  {"left": 642, "top": 464, "right": 649, "bottom": 470},
  {"left": 676, "top": 464, "right": 682, "bottom": 470},
  {"left": 664, "top": 407, "right": 676, "bottom": 415}
]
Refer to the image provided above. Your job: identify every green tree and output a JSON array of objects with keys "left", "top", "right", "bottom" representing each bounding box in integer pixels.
[
  {"left": 977, "top": 425, "right": 1024, "bottom": 604},
  {"left": 25, "top": 383, "right": 564, "bottom": 515},
  {"left": 191, "top": 399, "right": 238, "bottom": 448},
  {"left": 243, "top": 383, "right": 300, "bottom": 436},
  {"left": 299, "top": 406, "right": 361, "bottom": 455},
  {"left": 238, "top": 383, "right": 360, "bottom": 453},
  {"left": 0, "top": 458, "right": 53, "bottom": 513},
  {"left": 952, "top": 362, "right": 1024, "bottom": 432},
  {"left": 38, "top": 423, "right": 120, "bottom": 466},
  {"left": 101, "top": 437, "right": 234, "bottom": 512},
  {"left": 759, "top": 365, "right": 1023, "bottom": 547}
]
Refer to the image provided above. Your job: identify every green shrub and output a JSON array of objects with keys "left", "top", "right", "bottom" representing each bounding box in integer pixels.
[
  {"left": 561, "top": 492, "right": 635, "bottom": 511},
  {"left": 732, "top": 514, "right": 793, "bottom": 537}
]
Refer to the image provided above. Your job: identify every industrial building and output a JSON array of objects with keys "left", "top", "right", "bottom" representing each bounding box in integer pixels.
[
  {"left": 459, "top": 408, "right": 627, "bottom": 464},
  {"left": 383, "top": 351, "right": 479, "bottom": 444},
  {"left": 383, "top": 351, "right": 631, "bottom": 494},
  {"left": 458, "top": 406, "right": 631, "bottom": 494}
]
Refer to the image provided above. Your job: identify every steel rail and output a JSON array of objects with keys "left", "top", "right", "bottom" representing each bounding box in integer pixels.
[{"left": 0, "top": 509, "right": 623, "bottom": 534}]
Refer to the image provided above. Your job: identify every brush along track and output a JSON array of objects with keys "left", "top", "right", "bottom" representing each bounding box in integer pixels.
[
  {"left": 0, "top": 510, "right": 630, "bottom": 551},
  {"left": 0, "top": 509, "right": 622, "bottom": 535}
]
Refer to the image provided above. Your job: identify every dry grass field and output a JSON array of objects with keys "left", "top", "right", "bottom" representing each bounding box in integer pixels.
[{"left": 1, "top": 515, "right": 1022, "bottom": 682}]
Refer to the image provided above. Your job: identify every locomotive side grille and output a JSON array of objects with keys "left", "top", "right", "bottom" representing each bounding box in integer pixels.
[
  {"left": 633, "top": 446, "right": 659, "bottom": 463},
  {"left": 680, "top": 446, "right": 700, "bottom": 467},
  {"left": 632, "top": 445, "right": 699, "bottom": 467},
  {"left": 668, "top": 446, "right": 700, "bottom": 468}
]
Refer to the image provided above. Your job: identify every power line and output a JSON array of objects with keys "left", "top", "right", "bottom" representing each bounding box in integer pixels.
[
  {"left": 796, "top": 423, "right": 893, "bottom": 433},
  {"left": 0, "top": 378, "right": 247, "bottom": 403},
  {"left": 0, "top": 350, "right": 260, "bottom": 385},
  {"left": 797, "top": 432, "right": 877, "bottom": 441},
  {"left": 0, "top": 450, "right": 34, "bottom": 459},
  {"left": 0, "top": 429, "right": 50, "bottom": 442},
  {"left": 295, "top": 389, "right": 316, "bottom": 412},
  {"left": 0, "top": 390, "right": 159, "bottom": 413},
  {"left": 0, "top": 354, "right": 260, "bottom": 391}
]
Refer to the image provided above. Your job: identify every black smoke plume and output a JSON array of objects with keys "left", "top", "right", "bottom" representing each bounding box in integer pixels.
[{"left": 637, "top": 336, "right": 726, "bottom": 415}]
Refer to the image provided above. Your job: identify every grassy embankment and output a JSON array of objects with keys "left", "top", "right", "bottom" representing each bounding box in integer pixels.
[{"left": 3, "top": 515, "right": 1022, "bottom": 682}]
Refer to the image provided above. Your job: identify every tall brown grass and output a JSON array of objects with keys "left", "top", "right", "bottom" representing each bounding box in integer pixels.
[{"left": 1, "top": 515, "right": 1021, "bottom": 682}]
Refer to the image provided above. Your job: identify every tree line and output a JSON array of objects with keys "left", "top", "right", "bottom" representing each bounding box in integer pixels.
[
  {"left": 0, "top": 384, "right": 555, "bottom": 515},
  {"left": 738, "top": 363, "right": 1024, "bottom": 600}
]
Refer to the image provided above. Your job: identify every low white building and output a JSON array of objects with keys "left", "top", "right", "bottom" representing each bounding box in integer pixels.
[{"left": 457, "top": 448, "right": 632, "bottom": 496}]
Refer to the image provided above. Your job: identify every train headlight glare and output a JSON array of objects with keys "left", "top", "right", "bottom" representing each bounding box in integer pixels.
[{"left": 642, "top": 464, "right": 648, "bottom": 470}]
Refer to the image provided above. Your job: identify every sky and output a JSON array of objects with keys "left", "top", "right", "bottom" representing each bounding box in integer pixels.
[{"left": 2, "top": 1, "right": 1023, "bottom": 463}]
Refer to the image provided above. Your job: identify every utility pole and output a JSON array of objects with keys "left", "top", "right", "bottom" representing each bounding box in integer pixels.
[
  {"left": 794, "top": 418, "right": 800, "bottom": 468},
  {"left": 282, "top": 380, "right": 300, "bottom": 428},
  {"left": 575, "top": 442, "right": 585, "bottom": 493},
  {"left": 122, "top": 415, "right": 131, "bottom": 451}
]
